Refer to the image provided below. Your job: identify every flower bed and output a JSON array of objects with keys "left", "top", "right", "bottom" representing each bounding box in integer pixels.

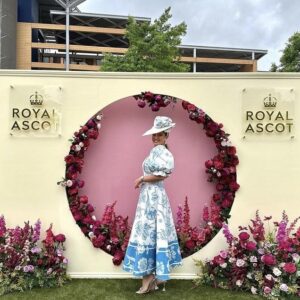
[
  {"left": 0, "top": 215, "right": 69, "bottom": 296},
  {"left": 194, "top": 211, "right": 300, "bottom": 299}
]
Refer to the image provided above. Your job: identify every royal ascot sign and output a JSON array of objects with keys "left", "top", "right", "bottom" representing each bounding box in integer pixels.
[
  {"left": 9, "top": 85, "right": 62, "bottom": 137},
  {"left": 242, "top": 88, "right": 295, "bottom": 140}
]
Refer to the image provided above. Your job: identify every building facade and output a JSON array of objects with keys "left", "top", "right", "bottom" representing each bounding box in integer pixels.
[{"left": 8, "top": 0, "right": 268, "bottom": 71}]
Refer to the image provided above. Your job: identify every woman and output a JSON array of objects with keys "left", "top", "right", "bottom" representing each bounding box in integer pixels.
[{"left": 122, "top": 116, "right": 182, "bottom": 294}]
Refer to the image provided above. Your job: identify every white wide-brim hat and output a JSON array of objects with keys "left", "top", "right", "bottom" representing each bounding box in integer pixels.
[{"left": 142, "top": 116, "right": 175, "bottom": 136}]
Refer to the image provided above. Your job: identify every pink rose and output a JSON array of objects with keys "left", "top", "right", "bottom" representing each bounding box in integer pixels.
[
  {"left": 283, "top": 262, "right": 297, "bottom": 274},
  {"left": 246, "top": 241, "right": 257, "bottom": 251},
  {"left": 239, "top": 232, "right": 250, "bottom": 241},
  {"left": 261, "top": 254, "right": 276, "bottom": 266},
  {"left": 54, "top": 234, "right": 66, "bottom": 243}
]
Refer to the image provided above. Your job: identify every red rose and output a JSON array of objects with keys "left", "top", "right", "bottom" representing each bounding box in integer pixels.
[
  {"left": 92, "top": 235, "right": 106, "bottom": 248},
  {"left": 79, "top": 195, "right": 88, "bottom": 204},
  {"left": 37, "top": 259, "right": 43, "bottom": 266},
  {"left": 246, "top": 241, "right": 257, "bottom": 251},
  {"left": 205, "top": 160, "right": 214, "bottom": 168},
  {"left": 87, "top": 204, "right": 94, "bottom": 213},
  {"left": 187, "top": 104, "right": 196, "bottom": 111},
  {"left": 214, "top": 159, "right": 224, "bottom": 170},
  {"left": 229, "top": 181, "right": 240, "bottom": 191},
  {"left": 67, "top": 188, "right": 78, "bottom": 196},
  {"left": 283, "top": 262, "right": 297, "bottom": 274},
  {"left": 221, "top": 198, "right": 232, "bottom": 208},
  {"left": 144, "top": 91, "right": 153, "bottom": 100},
  {"left": 239, "top": 232, "right": 250, "bottom": 241},
  {"left": 77, "top": 180, "right": 85, "bottom": 188},
  {"left": 185, "top": 239, "right": 195, "bottom": 250},
  {"left": 112, "top": 250, "right": 124, "bottom": 266},
  {"left": 181, "top": 100, "right": 189, "bottom": 110},
  {"left": 55, "top": 234, "right": 66, "bottom": 243},
  {"left": 65, "top": 155, "right": 75, "bottom": 164},
  {"left": 227, "top": 146, "right": 236, "bottom": 155},
  {"left": 261, "top": 254, "right": 276, "bottom": 266}
]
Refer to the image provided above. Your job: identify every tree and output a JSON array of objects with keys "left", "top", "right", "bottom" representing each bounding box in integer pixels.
[
  {"left": 101, "top": 7, "right": 190, "bottom": 72},
  {"left": 270, "top": 32, "right": 300, "bottom": 72}
]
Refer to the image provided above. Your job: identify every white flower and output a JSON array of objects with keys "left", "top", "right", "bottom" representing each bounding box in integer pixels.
[
  {"left": 279, "top": 262, "right": 285, "bottom": 268},
  {"left": 75, "top": 144, "right": 81, "bottom": 152},
  {"left": 66, "top": 180, "right": 73, "bottom": 187},
  {"left": 229, "top": 257, "right": 236, "bottom": 263},
  {"left": 96, "top": 114, "right": 102, "bottom": 120},
  {"left": 265, "top": 274, "right": 273, "bottom": 281},
  {"left": 63, "top": 258, "right": 68, "bottom": 264},
  {"left": 97, "top": 123, "right": 101, "bottom": 129},
  {"left": 258, "top": 248, "right": 265, "bottom": 255},
  {"left": 251, "top": 286, "right": 257, "bottom": 294},
  {"left": 236, "top": 259, "right": 245, "bottom": 267},
  {"left": 236, "top": 280, "right": 243, "bottom": 287},
  {"left": 280, "top": 283, "right": 288, "bottom": 292},
  {"left": 88, "top": 232, "right": 95, "bottom": 238},
  {"left": 207, "top": 222, "right": 212, "bottom": 226},
  {"left": 79, "top": 142, "right": 84, "bottom": 147},
  {"left": 250, "top": 256, "right": 258, "bottom": 263},
  {"left": 106, "top": 245, "right": 111, "bottom": 251},
  {"left": 292, "top": 253, "right": 300, "bottom": 263},
  {"left": 220, "top": 263, "right": 227, "bottom": 269},
  {"left": 91, "top": 215, "right": 97, "bottom": 221},
  {"left": 246, "top": 273, "right": 252, "bottom": 279},
  {"left": 273, "top": 267, "right": 282, "bottom": 277}
]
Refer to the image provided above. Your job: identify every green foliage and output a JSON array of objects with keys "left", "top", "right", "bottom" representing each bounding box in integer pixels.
[
  {"left": 273, "top": 32, "right": 300, "bottom": 72},
  {"left": 0, "top": 268, "right": 71, "bottom": 296},
  {"left": 101, "top": 7, "right": 190, "bottom": 72}
]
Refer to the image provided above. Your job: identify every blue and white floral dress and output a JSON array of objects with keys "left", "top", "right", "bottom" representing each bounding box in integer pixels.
[{"left": 122, "top": 144, "right": 182, "bottom": 280}]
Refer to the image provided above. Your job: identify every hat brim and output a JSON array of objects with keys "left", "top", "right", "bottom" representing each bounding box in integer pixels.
[{"left": 142, "top": 123, "right": 175, "bottom": 136}]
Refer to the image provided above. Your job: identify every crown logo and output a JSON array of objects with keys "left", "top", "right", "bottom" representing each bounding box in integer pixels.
[
  {"left": 30, "top": 91, "right": 44, "bottom": 106},
  {"left": 263, "top": 93, "right": 277, "bottom": 108}
]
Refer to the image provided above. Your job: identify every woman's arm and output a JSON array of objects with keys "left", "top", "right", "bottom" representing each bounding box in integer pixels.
[{"left": 134, "top": 175, "right": 166, "bottom": 189}]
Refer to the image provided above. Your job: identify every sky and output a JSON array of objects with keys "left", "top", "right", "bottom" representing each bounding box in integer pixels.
[{"left": 78, "top": 0, "right": 300, "bottom": 71}]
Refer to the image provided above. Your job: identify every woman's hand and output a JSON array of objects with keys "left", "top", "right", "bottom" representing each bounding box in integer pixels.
[{"left": 134, "top": 176, "right": 143, "bottom": 189}]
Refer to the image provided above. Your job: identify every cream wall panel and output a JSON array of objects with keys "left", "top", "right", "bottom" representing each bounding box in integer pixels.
[{"left": 0, "top": 71, "right": 300, "bottom": 278}]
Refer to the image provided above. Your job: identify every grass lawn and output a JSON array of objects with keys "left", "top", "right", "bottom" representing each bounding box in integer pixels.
[{"left": 0, "top": 279, "right": 271, "bottom": 300}]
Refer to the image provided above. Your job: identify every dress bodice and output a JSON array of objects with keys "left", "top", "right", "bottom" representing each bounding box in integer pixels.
[{"left": 142, "top": 144, "right": 174, "bottom": 177}]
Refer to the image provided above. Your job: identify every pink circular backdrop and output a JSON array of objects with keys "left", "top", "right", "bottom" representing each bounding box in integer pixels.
[{"left": 80, "top": 96, "right": 217, "bottom": 227}]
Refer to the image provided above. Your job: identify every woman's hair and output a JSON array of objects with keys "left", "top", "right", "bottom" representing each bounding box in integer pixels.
[{"left": 163, "top": 131, "right": 169, "bottom": 149}]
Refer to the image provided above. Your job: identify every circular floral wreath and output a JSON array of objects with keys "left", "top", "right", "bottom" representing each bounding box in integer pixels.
[{"left": 58, "top": 92, "right": 239, "bottom": 265}]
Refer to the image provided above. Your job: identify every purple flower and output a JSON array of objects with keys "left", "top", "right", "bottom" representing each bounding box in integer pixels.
[
  {"left": 31, "top": 246, "right": 41, "bottom": 254},
  {"left": 32, "top": 219, "right": 41, "bottom": 242},
  {"left": 222, "top": 223, "right": 233, "bottom": 244},
  {"left": 23, "top": 265, "right": 35, "bottom": 273},
  {"left": 276, "top": 219, "right": 287, "bottom": 244},
  {"left": 176, "top": 205, "right": 183, "bottom": 230},
  {"left": 63, "top": 258, "right": 68, "bottom": 264},
  {"left": 0, "top": 215, "right": 6, "bottom": 238}
]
